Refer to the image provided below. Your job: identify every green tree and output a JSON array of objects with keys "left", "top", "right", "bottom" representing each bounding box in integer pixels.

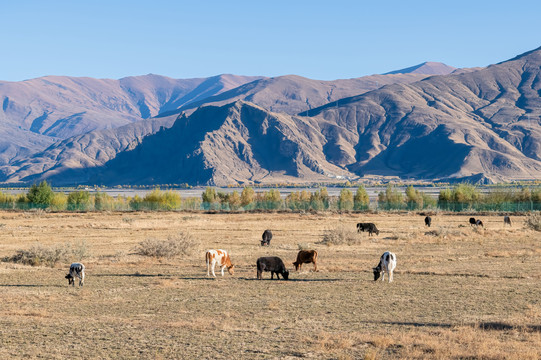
[
  {"left": 228, "top": 191, "right": 241, "bottom": 210},
  {"left": 240, "top": 187, "right": 255, "bottom": 208},
  {"left": 202, "top": 187, "right": 218, "bottom": 209},
  {"left": 338, "top": 188, "right": 353, "bottom": 210},
  {"left": 26, "top": 181, "right": 54, "bottom": 208},
  {"left": 265, "top": 189, "right": 282, "bottom": 209},
  {"left": 354, "top": 185, "right": 370, "bottom": 210},
  {"left": 202, "top": 187, "right": 217, "bottom": 203}
]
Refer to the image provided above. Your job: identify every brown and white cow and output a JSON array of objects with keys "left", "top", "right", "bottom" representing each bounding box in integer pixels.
[
  {"left": 206, "top": 249, "right": 235, "bottom": 277},
  {"left": 293, "top": 250, "right": 318, "bottom": 271}
]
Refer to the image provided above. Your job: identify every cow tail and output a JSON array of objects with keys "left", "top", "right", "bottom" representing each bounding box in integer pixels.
[
  {"left": 205, "top": 251, "right": 210, "bottom": 266},
  {"left": 314, "top": 250, "right": 318, "bottom": 263}
]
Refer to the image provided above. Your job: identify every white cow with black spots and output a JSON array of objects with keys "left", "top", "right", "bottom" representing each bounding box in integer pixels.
[
  {"left": 66, "top": 263, "right": 85, "bottom": 287},
  {"left": 373, "top": 252, "right": 396, "bottom": 283}
]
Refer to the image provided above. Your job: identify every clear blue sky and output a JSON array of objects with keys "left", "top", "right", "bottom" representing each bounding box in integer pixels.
[{"left": 1, "top": 0, "right": 540, "bottom": 81}]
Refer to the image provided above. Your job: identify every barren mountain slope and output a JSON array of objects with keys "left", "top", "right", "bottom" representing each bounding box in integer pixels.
[
  {"left": 385, "top": 61, "right": 456, "bottom": 75},
  {"left": 167, "top": 73, "right": 438, "bottom": 116},
  {"left": 307, "top": 47, "right": 541, "bottom": 182},
  {"left": 0, "top": 115, "right": 177, "bottom": 183},
  {"left": 0, "top": 74, "right": 261, "bottom": 166},
  {"left": 61, "top": 101, "right": 353, "bottom": 186}
]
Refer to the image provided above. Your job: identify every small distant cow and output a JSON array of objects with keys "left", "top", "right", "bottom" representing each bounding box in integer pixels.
[
  {"left": 504, "top": 216, "right": 512, "bottom": 226},
  {"left": 469, "top": 217, "right": 477, "bottom": 226},
  {"left": 206, "top": 249, "right": 235, "bottom": 277},
  {"left": 476, "top": 219, "right": 484, "bottom": 227},
  {"left": 256, "top": 256, "right": 289, "bottom": 280},
  {"left": 293, "top": 250, "right": 318, "bottom": 272},
  {"left": 373, "top": 251, "right": 396, "bottom": 283},
  {"left": 66, "top": 263, "right": 85, "bottom": 287},
  {"left": 357, "top": 222, "right": 379, "bottom": 236},
  {"left": 261, "top": 229, "right": 272, "bottom": 246},
  {"left": 424, "top": 216, "right": 432, "bottom": 227}
]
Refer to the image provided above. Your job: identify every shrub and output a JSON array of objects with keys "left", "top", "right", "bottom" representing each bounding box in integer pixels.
[
  {"left": 452, "top": 183, "right": 480, "bottom": 203},
  {"left": 50, "top": 192, "right": 68, "bottom": 211},
  {"left": 525, "top": 212, "right": 541, "bottom": 232},
  {"left": 3, "top": 240, "right": 89, "bottom": 267},
  {"left": 94, "top": 192, "right": 114, "bottom": 211},
  {"left": 26, "top": 181, "right": 54, "bottom": 208},
  {"left": 182, "top": 197, "right": 202, "bottom": 210},
  {"left": 135, "top": 231, "right": 199, "bottom": 258},
  {"left": 319, "top": 226, "right": 359, "bottom": 246},
  {"left": 378, "top": 184, "right": 404, "bottom": 209},
  {"left": 227, "top": 190, "right": 241, "bottom": 210},
  {"left": 67, "top": 191, "right": 92, "bottom": 211},
  {"left": 311, "top": 187, "right": 329, "bottom": 210},
  {"left": 129, "top": 195, "right": 143, "bottom": 210},
  {"left": 143, "top": 188, "right": 181, "bottom": 210},
  {"left": 0, "top": 191, "right": 16, "bottom": 208}
]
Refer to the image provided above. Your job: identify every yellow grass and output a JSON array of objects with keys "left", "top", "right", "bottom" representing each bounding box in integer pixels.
[{"left": 0, "top": 211, "right": 540, "bottom": 359}]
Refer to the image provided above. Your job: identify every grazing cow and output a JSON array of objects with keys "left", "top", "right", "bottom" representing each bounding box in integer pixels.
[
  {"left": 206, "top": 249, "right": 235, "bottom": 277},
  {"left": 261, "top": 229, "right": 272, "bottom": 246},
  {"left": 469, "top": 217, "right": 477, "bottom": 226},
  {"left": 476, "top": 219, "right": 484, "bottom": 227},
  {"left": 357, "top": 222, "right": 379, "bottom": 236},
  {"left": 365, "top": 223, "right": 380, "bottom": 236},
  {"left": 504, "top": 216, "right": 512, "bottom": 226},
  {"left": 256, "top": 256, "right": 289, "bottom": 280},
  {"left": 65, "top": 263, "right": 85, "bottom": 287},
  {"left": 373, "top": 252, "right": 396, "bottom": 283},
  {"left": 293, "top": 250, "right": 318, "bottom": 271},
  {"left": 424, "top": 216, "right": 432, "bottom": 227}
]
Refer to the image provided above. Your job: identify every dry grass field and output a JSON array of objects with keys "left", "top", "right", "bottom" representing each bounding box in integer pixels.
[{"left": 0, "top": 210, "right": 540, "bottom": 359}]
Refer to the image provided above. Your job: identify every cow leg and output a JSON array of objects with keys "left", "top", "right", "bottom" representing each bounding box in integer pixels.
[
  {"left": 221, "top": 265, "right": 226, "bottom": 276},
  {"left": 271, "top": 272, "right": 274, "bottom": 279},
  {"left": 211, "top": 261, "right": 217, "bottom": 277},
  {"left": 275, "top": 272, "right": 280, "bottom": 280},
  {"left": 389, "top": 270, "right": 393, "bottom": 283},
  {"left": 313, "top": 262, "right": 317, "bottom": 272}
]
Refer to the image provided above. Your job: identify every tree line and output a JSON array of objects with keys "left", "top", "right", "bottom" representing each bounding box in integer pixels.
[{"left": 0, "top": 181, "right": 540, "bottom": 212}]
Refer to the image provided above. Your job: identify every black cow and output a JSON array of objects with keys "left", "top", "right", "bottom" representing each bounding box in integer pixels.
[
  {"left": 261, "top": 230, "right": 272, "bottom": 246},
  {"left": 476, "top": 219, "right": 484, "bottom": 227},
  {"left": 469, "top": 217, "right": 477, "bottom": 226},
  {"left": 504, "top": 216, "right": 512, "bottom": 226},
  {"left": 357, "top": 222, "right": 379, "bottom": 236},
  {"left": 424, "top": 216, "right": 432, "bottom": 227},
  {"left": 356, "top": 223, "right": 367, "bottom": 232},
  {"left": 256, "top": 256, "right": 289, "bottom": 280}
]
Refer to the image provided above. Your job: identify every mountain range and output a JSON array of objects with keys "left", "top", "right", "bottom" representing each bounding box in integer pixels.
[{"left": 1, "top": 50, "right": 540, "bottom": 185}]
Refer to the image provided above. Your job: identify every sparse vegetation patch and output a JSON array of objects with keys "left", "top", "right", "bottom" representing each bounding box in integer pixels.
[{"left": 135, "top": 231, "right": 199, "bottom": 258}]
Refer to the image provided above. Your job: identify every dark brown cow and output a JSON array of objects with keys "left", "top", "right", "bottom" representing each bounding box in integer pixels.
[
  {"left": 261, "top": 230, "right": 272, "bottom": 246},
  {"left": 256, "top": 257, "right": 289, "bottom": 280},
  {"left": 293, "top": 250, "right": 318, "bottom": 271}
]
